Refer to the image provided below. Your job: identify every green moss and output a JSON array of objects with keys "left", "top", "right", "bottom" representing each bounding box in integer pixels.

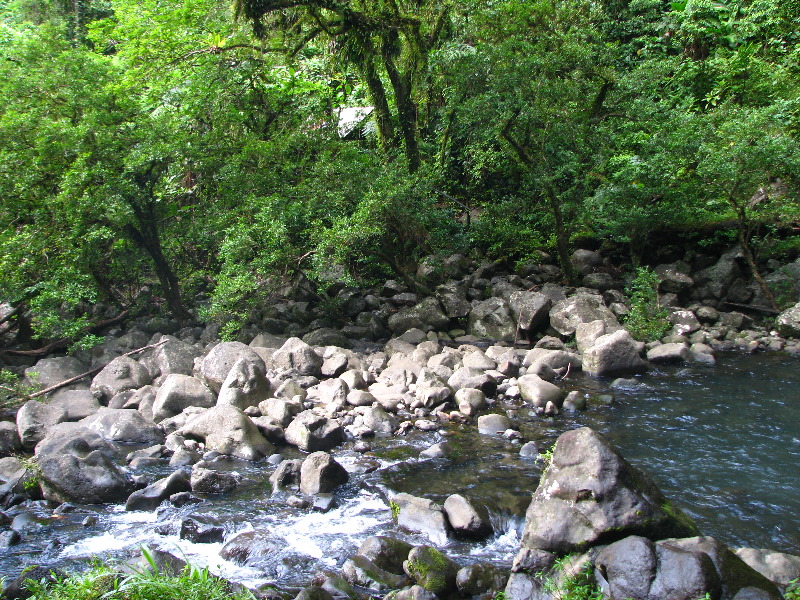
[
  {"left": 661, "top": 500, "right": 700, "bottom": 535},
  {"left": 389, "top": 500, "right": 400, "bottom": 521},
  {"left": 406, "top": 547, "right": 452, "bottom": 594}
]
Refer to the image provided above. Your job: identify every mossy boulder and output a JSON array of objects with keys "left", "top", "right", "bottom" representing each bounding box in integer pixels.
[{"left": 402, "top": 545, "right": 459, "bottom": 596}]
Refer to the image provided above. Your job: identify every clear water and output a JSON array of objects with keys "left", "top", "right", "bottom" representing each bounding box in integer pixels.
[{"left": 1, "top": 353, "right": 798, "bottom": 588}]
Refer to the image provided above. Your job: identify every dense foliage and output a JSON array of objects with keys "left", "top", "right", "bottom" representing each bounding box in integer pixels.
[{"left": 1, "top": 0, "right": 799, "bottom": 340}]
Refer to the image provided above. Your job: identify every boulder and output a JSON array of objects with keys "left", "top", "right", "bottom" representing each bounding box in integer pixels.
[
  {"left": 0, "top": 421, "right": 21, "bottom": 456},
  {"left": 80, "top": 407, "right": 164, "bottom": 445},
  {"left": 694, "top": 255, "right": 743, "bottom": 300},
  {"left": 125, "top": 469, "right": 191, "bottom": 511},
  {"left": 361, "top": 405, "right": 398, "bottom": 434},
  {"left": 299, "top": 451, "right": 349, "bottom": 495},
  {"left": 571, "top": 249, "right": 603, "bottom": 275},
  {"left": 735, "top": 547, "right": 800, "bottom": 588},
  {"left": 517, "top": 375, "right": 564, "bottom": 408},
  {"left": 217, "top": 356, "right": 272, "bottom": 410},
  {"left": 776, "top": 302, "right": 800, "bottom": 338},
  {"left": 303, "top": 328, "right": 352, "bottom": 348},
  {"left": 456, "top": 563, "right": 508, "bottom": 597},
  {"left": 152, "top": 374, "right": 216, "bottom": 423},
  {"left": 269, "top": 458, "right": 303, "bottom": 492},
  {"left": 90, "top": 356, "right": 151, "bottom": 402},
  {"left": 388, "top": 298, "right": 450, "bottom": 334},
  {"left": 284, "top": 410, "right": 345, "bottom": 452},
  {"left": 403, "top": 545, "right": 459, "bottom": 595},
  {"left": 549, "top": 294, "right": 620, "bottom": 336},
  {"left": 342, "top": 555, "right": 409, "bottom": 591},
  {"left": 647, "top": 343, "right": 691, "bottom": 364},
  {"left": 468, "top": 297, "right": 516, "bottom": 341},
  {"left": 179, "top": 517, "right": 225, "bottom": 543},
  {"left": 655, "top": 265, "right": 694, "bottom": 293},
  {"left": 520, "top": 427, "right": 699, "bottom": 555},
  {"left": 523, "top": 348, "right": 582, "bottom": 372},
  {"left": 177, "top": 405, "right": 274, "bottom": 461},
  {"left": 35, "top": 429, "right": 136, "bottom": 504},
  {"left": 220, "top": 530, "right": 285, "bottom": 565},
  {"left": 669, "top": 310, "right": 702, "bottom": 336},
  {"left": 259, "top": 397, "right": 303, "bottom": 427},
  {"left": 582, "top": 329, "right": 648, "bottom": 377},
  {"left": 16, "top": 400, "right": 68, "bottom": 450},
  {"left": 392, "top": 493, "right": 450, "bottom": 546},
  {"left": 200, "top": 341, "right": 264, "bottom": 392},
  {"left": 510, "top": 291, "right": 552, "bottom": 331},
  {"left": 435, "top": 281, "right": 471, "bottom": 319},
  {"left": 149, "top": 335, "right": 199, "bottom": 378},
  {"left": 272, "top": 337, "right": 324, "bottom": 376},
  {"left": 576, "top": 320, "right": 607, "bottom": 355},
  {"left": 455, "top": 388, "right": 486, "bottom": 416},
  {"left": 24, "top": 356, "right": 88, "bottom": 397},
  {"left": 357, "top": 536, "right": 414, "bottom": 575},
  {"left": 48, "top": 390, "right": 102, "bottom": 421},
  {"left": 190, "top": 466, "right": 239, "bottom": 494},
  {"left": 443, "top": 494, "right": 492, "bottom": 538},
  {"left": 477, "top": 414, "right": 512, "bottom": 435}
]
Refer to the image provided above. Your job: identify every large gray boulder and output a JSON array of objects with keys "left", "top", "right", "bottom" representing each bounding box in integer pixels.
[
  {"left": 90, "top": 356, "right": 152, "bottom": 402},
  {"left": 357, "top": 536, "right": 414, "bottom": 575},
  {"left": 735, "top": 547, "right": 800, "bottom": 588},
  {"left": 149, "top": 335, "right": 199, "bottom": 378},
  {"left": 272, "top": 337, "right": 324, "bottom": 376},
  {"left": 299, "top": 451, "right": 349, "bottom": 495},
  {"left": 776, "top": 302, "right": 800, "bottom": 338},
  {"left": 517, "top": 375, "right": 564, "bottom": 408},
  {"left": 388, "top": 298, "right": 450, "bottom": 334},
  {"left": 200, "top": 341, "right": 264, "bottom": 392},
  {"left": 0, "top": 421, "right": 21, "bottom": 456},
  {"left": 259, "top": 397, "right": 303, "bottom": 427},
  {"left": 582, "top": 329, "right": 648, "bottom": 377},
  {"left": 80, "top": 407, "right": 164, "bottom": 445},
  {"left": 152, "top": 374, "right": 216, "bottom": 423},
  {"left": 392, "top": 493, "right": 450, "bottom": 546},
  {"left": 468, "top": 297, "right": 516, "bottom": 341},
  {"left": 403, "top": 545, "right": 459, "bottom": 595},
  {"left": 48, "top": 390, "right": 102, "bottom": 421},
  {"left": 596, "top": 535, "right": 782, "bottom": 600},
  {"left": 24, "top": 356, "right": 89, "bottom": 398},
  {"left": 435, "top": 281, "right": 471, "bottom": 319},
  {"left": 549, "top": 294, "right": 620, "bottom": 336},
  {"left": 520, "top": 427, "right": 699, "bottom": 555},
  {"left": 177, "top": 405, "right": 273, "bottom": 461},
  {"left": 217, "top": 356, "right": 272, "bottom": 410},
  {"left": 284, "top": 410, "right": 345, "bottom": 452},
  {"left": 443, "top": 494, "right": 492, "bottom": 539},
  {"left": 693, "top": 254, "right": 744, "bottom": 300},
  {"left": 510, "top": 291, "right": 552, "bottom": 332},
  {"left": 16, "top": 400, "right": 68, "bottom": 450},
  {"left": 125, "top": 469, "right": 191, "bottom": 511},
  {"left": 35, "top": 428, "right": 136, "bottom": 504}
]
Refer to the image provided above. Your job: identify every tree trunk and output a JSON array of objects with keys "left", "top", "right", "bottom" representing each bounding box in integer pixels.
[
  {"left": 382, "top": 34, "right": 420, "bottom": 173},
  {"left": 358, "top": 37, "right": 396, "bottom": 152},
  {"left": 737, "top": 214, "right": 778, "bottom": 311}
]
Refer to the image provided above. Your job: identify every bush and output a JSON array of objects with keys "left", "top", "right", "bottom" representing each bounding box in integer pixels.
[{"left": 624, "top": 267, "right": 671, "bottom": 341}]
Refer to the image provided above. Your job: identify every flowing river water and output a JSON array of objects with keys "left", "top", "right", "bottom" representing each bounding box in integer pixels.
[{"left": 1, "top": 353, "right": 798, "bottom": 591}]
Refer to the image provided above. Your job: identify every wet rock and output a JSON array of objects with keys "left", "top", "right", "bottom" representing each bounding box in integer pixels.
[
  {"left": 582, "top": 330, "right": 648, "bottom": 377},
  {"left": 342, "top": 555, "right": 409, "bottom": 591},
  {"left": 357, "top": 536, "right": 414, "bottom": 575},
  {"left": 284, "top": 410, "right": 345, "bottom": 452},
  {"left": 403, "top": 545, "right": 459, "bottom": 595},
  {"left": 549, "top": 294, "right": 620, "bottom": 336},
  {"left": 2, "top": 565, "right": 67, "bottom": 600},
  {"left": 392, "top": 493, "right": 450, "bottom": 546},
  {"left": 220, "top": 529, "right": 285, "bottom": 565},
  {"left": 384, "top": 585, "right": 438, "bottom": 600},
  {"left": 36, "top": 429, "right": 136, "bottom": 504},
  {"left": 468, "top": 297, "right": 516, "bottom": 341},
  {"left": 520, "top": 427, "right": 699, "bottom": 555},
  {"left": 180, "top": 517, "right": 224, "bottom": 543},
  {"left": 126, "top": 469, "right": 191, "bottom": 511},
  {"left": 299, "top": 451, "right": 349, "bottom": 495},
  {"left": 16, "top": 400, "right": 68, "bottom": 450},
  {"left": 269, "top": 459, "right": 303, "bottom": 492},
  {"left": 477, "top": 414, "right": 512, "bottom": 435},
  {"left": 734, "top": 547, "right": 800, "bottom": 588},
  {"left": 443, "top": 494, "right": 492, "bottom": 538},
  {"left": 153, "top": 374, "right": 216, "bottom": 423},
  {"left": 455, "top": 388, "right": 486, "bottom": 416},
  {"left": 647, "top": 342, "right": 691, "bottom": 364},
  {"left": 0, "top": 528, "right": 21, "bottom": 547},
  {"left": 178, "top": 405, "right": 274, "bottom": 461},
  {"left": 519, "top": 441, "right": 539, "bottom": 458},
  {"left": 295, "top": 586, "right": 334, "bottom": 600},
  {"left": 517, "top": 375, "right": 564, "bottom": 408},
  {"left": 80, "top": 407, "right": 164, "bottom": 445},
  {"left": 361, "top": 405, "right": 397, "bottom": 434},
  {"left": 190, "top": 466, "right": 239, "bottom": 495},
  {"left": 90, "top": 356, "right": 151, "bottom": 402},
  {"left": 217, "top": 356, "right": 272, "bottom": 410},
  {"left": 456, "top": 563, "right": 508, "bottom": 597}
]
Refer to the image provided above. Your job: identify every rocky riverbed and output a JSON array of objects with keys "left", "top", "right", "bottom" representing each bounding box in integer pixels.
[{"left": 2, "top": 246, "right": 800, "bottom": 599}]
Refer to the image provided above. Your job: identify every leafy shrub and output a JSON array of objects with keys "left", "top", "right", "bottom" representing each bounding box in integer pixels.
[{"left": 624, "top": 267, "right": 671, "bottom": 341}]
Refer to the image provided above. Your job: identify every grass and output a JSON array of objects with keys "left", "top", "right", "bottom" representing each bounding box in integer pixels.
[
  {"left": 22, "top": 548, "right": 256, "bottom": 600},
  {"left": 541, "top": 557, "right": 603, "bottom": 600}
]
